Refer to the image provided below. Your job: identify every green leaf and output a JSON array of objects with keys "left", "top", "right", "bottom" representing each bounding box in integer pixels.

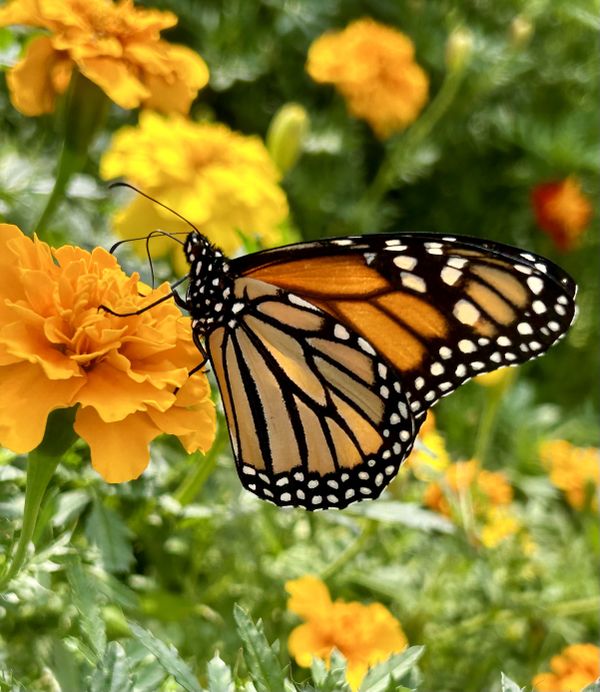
[
  {"left": 500, "top": 672, "right": 525, "bottom": 692},
  {"left": 90, "top": 642, "right": 133, "bottom": 692},
  {"left": 345, "top": 501, "right": 454, "bottom": 533},
  {"left": 311, "top": 651, "right": 350, "bottom": 692},
  {"left": 66, "top": 559, "right": 107, "bottom": 661},
  {"left": 52, "top": 490, "right": 91, "bottom": 528},
  {"left": 581, "top": 683, "right": 600, "bottom": 692},
  {"left": 207, "top": 653, "right": 234, "bottom": 692},
  {"left": 85, "top": 498, "right": 134, "bottom": 573},
  {"left": 50, "top": 638, "right": 85, "bottom": 692},
  {"left": 129, "top": 623, "right": 202, "bottom": 692},
  {"left": 359, "top": 648, "right": 425, "bottom": 692},
  {"left": 233, "top": 605, "right": 286, "bottom": 692}
]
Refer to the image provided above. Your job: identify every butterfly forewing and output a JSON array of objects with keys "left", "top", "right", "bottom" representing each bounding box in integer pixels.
[
  {"left": 234, "top": 234, "right": 576, "bottom": 417},
  {"left": 206, "top": 277, "right": 416, "bottom": 509}
]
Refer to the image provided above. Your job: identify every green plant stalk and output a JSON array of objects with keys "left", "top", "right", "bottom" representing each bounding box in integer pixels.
[
  {"left": 0, "top": 450, "right": 60, "bottom": 590},
  {"left": 174, "top": 423, "right": 229, "bottom": 505},
  {"left": 320, "top": 519, "right": 377, "bottom": 581},
  {"left": 473, "top": 370, "right": 518, "bottom": 467},
  {"left": 354, "top": 65, "right": 467, "bottom": 233}
]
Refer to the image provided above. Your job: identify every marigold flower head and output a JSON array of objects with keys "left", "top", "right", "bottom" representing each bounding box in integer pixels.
[
  {"left": 100, "top": 111, "right": 289, "bottom": 262},
  {"left": 306, "top": 18, "right": 428, "bottom": 139},
  {"left": 0, "top": 0, "right": 209, "bottom": 116},
  {"left": 286, "top": 575, "right": 407, "bottom": 691},
  {"left": 405, "top": 411, "right": 450, "bottom": 480},
  {"left": 532, "top": 643, "right": 600, "bottom": 691},
  {"left": 531, "top": 177, "right": 593, "bottom": 251},
  {"left": 0, "top": 224, "right": 215, "bottom": 482},
  {"left": 540, "top": 439, "right": 599, "bottom": 510}
]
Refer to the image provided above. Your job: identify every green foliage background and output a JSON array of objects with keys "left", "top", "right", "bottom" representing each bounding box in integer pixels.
[{"left": 0, "top": 1, "right": 598, "bottom": 691}]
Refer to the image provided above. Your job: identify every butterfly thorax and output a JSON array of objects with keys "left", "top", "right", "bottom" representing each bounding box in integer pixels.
[{"left": 184, "top": 232, "right": 235, "bottom": 336}]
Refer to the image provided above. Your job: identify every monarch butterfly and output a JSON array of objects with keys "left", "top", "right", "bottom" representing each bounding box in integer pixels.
[{"left": 165, "top": 227, "right": 576, "bottom": 511}]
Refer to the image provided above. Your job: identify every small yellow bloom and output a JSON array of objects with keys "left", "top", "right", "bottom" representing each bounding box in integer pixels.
[
  {"left": 100, "top": 111, "right": 289, "bottom": 263},
  {"left": 307, "top": 18, "right": 428, "bottom": 139},
  {"left": 533, "top": 643, "right": 600, "bottom": 691},
  {"left": 480, "top": 507, "right": 521, "bottom": 548},
  {"left": 405, "top": 411, "right": 450, "bottom": 480},
  {"left": 540, "top": 439, "right": 599, "bottom": 510},
  {"left": 0, "top": 0, "right": 209, "bottom": 116},
  {"left": 474, "top": 367, "right": 514, "bottom": 388},
  {"left": 0, "top": 224, "right": 215, "bottom": 482},
  {"left": 286, "top": 575, "right": 407, "bottom": 691}
]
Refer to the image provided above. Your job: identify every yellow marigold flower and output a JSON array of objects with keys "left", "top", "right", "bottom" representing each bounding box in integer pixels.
[
  {"left": 286, "top": 575, "right": 408, "bottom": 691},
  {"left": 424, "top": 460, "right": 513, "bottom": 517},
  {"left": 480, "top": 506, "right": 521, "bottom": 548},
  {"left": 0, "top": 0, "right": 209, "bottom": 116},
  {"left": 306, "top": 18, "right": 428, "bottom": 139},
  {"left": 540, "top": 439, "right": 599, "bottom": 510},
  {"left": 405, "top": 411, "right": 450, "bottom": 480},
  {"left": 0, "top": 224, "right": 215, "bottom": 482},
  {"left": 533, "top": 643, "right": 600, "bottom": 691},
  {"left": 100, "top": 111, "right": 289, "bottom": 262}
]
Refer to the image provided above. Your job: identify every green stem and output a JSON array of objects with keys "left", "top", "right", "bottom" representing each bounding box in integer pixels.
[
  {"left": 473, "top": 370, "right": 517, "bottom": 466},
  {"left": 174, "top": 424, "right": 228, "bottom": 506},
  {"left": 0, "top": 451, "right": 60, "bottom": 590},
  {"left": 320, "top": 520, "right": 377, "bottom": 581}
]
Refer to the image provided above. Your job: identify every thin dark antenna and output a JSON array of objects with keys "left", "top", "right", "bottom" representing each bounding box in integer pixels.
[
  {"left": 109, "top": 181, "right": 201, "bottom": 234},
  {"left": 108, "top": 230, "right": 187, "bottom": 255}
]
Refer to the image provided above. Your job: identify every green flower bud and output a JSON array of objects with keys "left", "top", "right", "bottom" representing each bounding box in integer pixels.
[
  {"left": 445, "top": 27, "right": 474, "bottom": 73},
  {"left": 267, "top": 103, "right": 309, "bottom": 175}
]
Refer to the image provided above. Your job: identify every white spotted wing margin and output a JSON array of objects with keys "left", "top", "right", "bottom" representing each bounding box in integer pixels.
[{"left": 205, "top": 277, "right": 417, "bottom": 510}]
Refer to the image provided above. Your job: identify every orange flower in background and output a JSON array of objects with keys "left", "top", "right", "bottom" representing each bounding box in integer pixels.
[
  {"left": 540, "top": 440, "right": 599, "bottom": 510},
  {"left": 100, "top": 112, "right": 289, "bottom": 261},
  {"left": 532, "top": 643, "right": 600, "bottom": 691},
  {"left": 307, "top": 18, "right": 428, "bottom": 138},
  {"left": 0, "top": 224, "right": 215, "bottom": 482},
  {"left": 531, "top": 177, "right": 593, "bottom": 251},
  {"left": 0, "top": 0, "right": 209, "bottom": 116},
  {"left": 286, "top": 575, "right": 408, "bottom": 691}
]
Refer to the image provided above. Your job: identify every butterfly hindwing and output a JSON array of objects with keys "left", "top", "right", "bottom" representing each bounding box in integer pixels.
[
  {"left": 234, "top": 233, "right": 577, "bottom": 417},
  {"left": 206, "top": 277, "right": 416, "bottom": 509}
]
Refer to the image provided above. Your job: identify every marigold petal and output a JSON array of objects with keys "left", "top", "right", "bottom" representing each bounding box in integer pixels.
[
  {"left": 74, "top": 406, "right": 158, "bottom": 482},
  {"left": 346, "top": 661, "right": 370, "bottom": 692},
  {"left": 286, "top": 575, "right": 333, "bottom": 621},
  {"left": 288, "top": 623, "right": 333, "bottom": 667},
  {"left": 0, "top": 0, "right": 45, "bottom": 27},
  {"left": 0, "top": 362, "right": 82, "bottom": 453},
  {"left": 78, "top": 56, "right": 150, "bottom": 109},
  {"left": 7, "top": 36, "right": 72, "bottom": 115}
]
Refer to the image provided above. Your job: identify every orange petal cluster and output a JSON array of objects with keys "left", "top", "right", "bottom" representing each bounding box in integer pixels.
[
  {"left": 0, "top": 0, "right": 209, "bottom": 116},
  {"left": 307, "top": 18, "right": 428, "bottom": 138},
  {"left": 286, "top": 575, "right": 407, "bottom": 691},
  {"left": 540, "top": 439, "right": 599, "bottom": 510},
  {"left": 533, "top": 643, "right": 600, "bottom": 691},
  {"left": 531, "top": 177, "right": 593, "bottom": 251},
  {"left": 0, "top": 224, "right": 215, "bottom": 481}
]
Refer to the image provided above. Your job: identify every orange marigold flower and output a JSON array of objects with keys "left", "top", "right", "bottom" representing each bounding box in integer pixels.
[
  {"left": 306, "top": 18, "right": 428, "bottom": 139},
  {"left": 0, "top": 224, "right": 215, "bottom": 482},
  {"left": 533, "top": 643, "right": 600, "bottom": 691},
  {"left": 0, "top": 0, "right": 209, "bottom": 116},
  {"left": 100, "top": 111, "right": 289, "bottom": 261},
  {"left": 531, "top": 177, "right": 593, "bottom": 251},
  {"left": 286, "top": 575, "right": 408, "bottom": 691},
  {"left": 540, "top": 439, "right": 599, "bottom": 510}
]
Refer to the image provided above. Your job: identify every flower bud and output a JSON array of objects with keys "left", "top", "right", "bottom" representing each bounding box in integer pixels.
[
  {"left": 510, "top": 16, "right": 534, "bottom": 48},
  {"left": 445, "top": 27, "right": 473, "bottom": 73},
  {"left": 266, "top": 103, "right": 309, "bottom": 174}
]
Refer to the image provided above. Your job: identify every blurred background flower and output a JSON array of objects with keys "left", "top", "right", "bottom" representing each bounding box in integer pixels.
[
  {"left": 306, "top": 18, "right": 428, "bottom": 139},
  {"left": 532, "top": 643, "right": 600, "bottom": 691},
  {"left": 100, "top": 111, "right": 289, "bottom": 265},
  {"left": 539, "top": 440, "right": 599, "bottom": 510},
  {"left": 0, "top": 223, "right": 215, "bottom": 482},
  {"left": 286, "top": 575, "right": 408, "bottom": 691}
]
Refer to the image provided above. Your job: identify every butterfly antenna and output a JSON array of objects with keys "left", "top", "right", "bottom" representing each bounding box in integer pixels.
[
  {"left": 109, "top": 181, "right": 202, "bottom": 235},
  {"left": 108, "top": 230, "right": 188, "bottom": 255}
]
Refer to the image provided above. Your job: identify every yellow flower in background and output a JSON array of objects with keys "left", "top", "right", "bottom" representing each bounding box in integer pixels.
[
  {"left": 307, "top": 18, "right": 428, "bottom": 138},
  {"left": 0, "top": 0, "right": 209, "bottom": 116},
  {"left": 405, "top": 411, "right": 450, "bottom": 480},
  {"left": 540, "top": 440, "right": 599, "bottom": 510},
  {"left": 100, "top": 111, "right": 289, "bottom": 262},
  {"left": 474, "top": 367, "right": 514, "bottom": 388},
  {"left": 533, "top": 643, "right": 600, "bottom": 691},
  {"left": 286, "top": 575, "right": 408, "bottom": 691},
  {"left": 0, "top": 224, "right": 215, "bottom": 482},
  {"left": 480, "top": 506, "right": 521, "bottom": 548}
]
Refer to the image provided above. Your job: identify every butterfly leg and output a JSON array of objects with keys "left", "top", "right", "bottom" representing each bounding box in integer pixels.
[{"left": 173, "top": 333, "right": 209, "bottom": 395}]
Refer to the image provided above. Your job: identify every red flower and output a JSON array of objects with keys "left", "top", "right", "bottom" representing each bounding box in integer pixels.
[{"left": 531, "top": 177, "right": 592, "bottom": 251}]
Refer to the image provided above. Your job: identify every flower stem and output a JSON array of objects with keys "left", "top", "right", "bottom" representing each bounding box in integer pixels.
[
  {"left": 174, "top": 423, "right": 228, "bottom": 506},
  {"left": 0, "top": 451, "right": 60, "bottom": 590},
  {"left": 473, "top": 370, "right": 517, "bottom": 466},
  {"left": 320, "top": 519, "right": 377, "bottom": 581}
]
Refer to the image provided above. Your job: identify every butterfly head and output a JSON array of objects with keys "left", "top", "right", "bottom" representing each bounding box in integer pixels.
[{"left": 184, "top": 232, "right": 235, "bottom": 335}]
